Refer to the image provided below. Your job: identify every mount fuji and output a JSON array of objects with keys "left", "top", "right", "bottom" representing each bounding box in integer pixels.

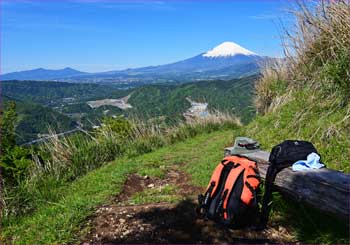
[{"left": 2, "top": 42, "right": 273, "bottom": 82}]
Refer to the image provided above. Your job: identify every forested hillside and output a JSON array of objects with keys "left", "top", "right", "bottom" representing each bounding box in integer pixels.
[
  {"left": 2, "top": 76, "right": 257, "bottom": 144},
  {"left": 3, "top": 96, "right": 77, "bottom": 144},
  {"left": 2, "top": 80, "right": 128, "bottom": 106},
  {"left": 127, "top": 75, "right": 257, "bottom": 123}
]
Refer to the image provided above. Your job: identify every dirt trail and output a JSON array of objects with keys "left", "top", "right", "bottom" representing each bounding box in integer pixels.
[{"left": 81, "top": 167, "right": 295, "bottom": 244}]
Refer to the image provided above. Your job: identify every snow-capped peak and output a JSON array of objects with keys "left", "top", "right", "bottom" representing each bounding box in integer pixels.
[{"left": 203, "top": 41, "right": 257, "bottom": 58}]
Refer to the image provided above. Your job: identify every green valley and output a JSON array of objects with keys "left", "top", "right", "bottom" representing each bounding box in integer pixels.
[{"left": 2, "top": 75, "right": 257, "bottom": 144}]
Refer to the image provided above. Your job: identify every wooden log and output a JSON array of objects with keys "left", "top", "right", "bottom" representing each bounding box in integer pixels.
[{"left": 240, "top": 150, "right": 350, "bottom": 220}]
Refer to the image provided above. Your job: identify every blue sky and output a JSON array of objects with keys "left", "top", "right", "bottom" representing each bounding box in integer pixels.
[{"left": 1, "top": 0, "right": 292, "bottom": 73}]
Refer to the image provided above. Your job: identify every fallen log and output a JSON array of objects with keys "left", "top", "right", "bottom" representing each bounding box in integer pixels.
[{"left": 236, "top": 150, "right": 350, "bottom": 220}]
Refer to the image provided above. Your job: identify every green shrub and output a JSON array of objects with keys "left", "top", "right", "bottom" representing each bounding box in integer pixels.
[
  {"left": 0, "top": 101, "right": 34, "bottom": 186},
  {"left": 97, "top": 117, "right": 134, "bottom": 140},
  {"left": 0, "top": 146, "right": 32, "bottom": 186}
]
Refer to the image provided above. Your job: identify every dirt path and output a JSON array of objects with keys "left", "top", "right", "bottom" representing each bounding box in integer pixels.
[{"left": 81, "top": 167, "right": 295, "bottom": 244}]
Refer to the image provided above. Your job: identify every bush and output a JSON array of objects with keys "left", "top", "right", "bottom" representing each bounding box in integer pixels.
[
  {"left": 96, "top": 117, "right": 133, "bottom": 140},
  {"left": 0, "top": 146, "right": 32, "bottom": 186}
]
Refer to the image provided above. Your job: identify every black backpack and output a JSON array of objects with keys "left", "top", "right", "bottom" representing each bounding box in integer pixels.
[{"left": 260, "top": 140, "right": 320, "bottom": 227}]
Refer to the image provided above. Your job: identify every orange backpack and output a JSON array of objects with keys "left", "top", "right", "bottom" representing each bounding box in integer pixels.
[{"left": 197, "top": 155, "right": 260, "bottom": 227}]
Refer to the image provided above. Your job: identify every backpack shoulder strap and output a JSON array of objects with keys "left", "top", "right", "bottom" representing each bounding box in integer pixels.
[
  {"left": 222, "top": 165, "right": 245, "bottom": 220},
  {"left": 197, "top": 160, "right": 233, "bottom": 217},
  {"left": 204, "top": 159, "right": 231, "bottom": 198},
  {"left": 241, "top": 165, "right": 260, "bottom": 205}
]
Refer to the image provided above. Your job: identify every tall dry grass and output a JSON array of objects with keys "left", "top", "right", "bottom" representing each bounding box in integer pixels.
[
  {"left": 255, "top": 0, "right": 350, "bottom": 114},
  {"left": 285, "top": 0, "right": 350, "bottom": 86},
  {"left": 254, "top": 61, "right": 290, "bottom": 114}
]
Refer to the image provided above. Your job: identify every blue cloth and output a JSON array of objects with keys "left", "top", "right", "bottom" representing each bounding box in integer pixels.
[{"left": 292, "top": 152, "right": 325, "bottom": 172}]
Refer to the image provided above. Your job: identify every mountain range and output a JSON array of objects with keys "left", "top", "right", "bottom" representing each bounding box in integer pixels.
[
  {"left": 1, "top": 42, "right": 273, "bottom": 83},
  {"left": 1, "top": 67, "right": 87, "bottom": 81}
]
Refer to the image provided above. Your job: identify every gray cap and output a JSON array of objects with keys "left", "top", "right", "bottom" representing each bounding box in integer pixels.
[{"left": 224, "top": 137, "right": 260, "bottom": 156}]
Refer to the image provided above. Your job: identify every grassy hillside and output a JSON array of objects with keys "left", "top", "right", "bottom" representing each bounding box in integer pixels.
[
  {"left": 0, "top": 115, "right": 241, "bottom": 236},
  {"left": 250, "top": 0, "right": 350, "bottom": 172},
  {"left": 244, "top": 88, "right": 349, "bottom": 172},
  {"left": 1, "top": 128, "right": 347, "bottom": 244},
  {"left": 0, "top": 129, "right": 233, "bottom": 244}
]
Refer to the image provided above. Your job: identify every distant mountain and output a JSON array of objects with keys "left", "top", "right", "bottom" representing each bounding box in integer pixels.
[
  {"left": 1, "top": 67, "right": 87, "bottom": 81},
  {"left": 2, "top": 42, "right": 274, "bottom": 82},
  {"left": 77, "top": 42, "right": 270, "bottom": 82},
  {"left": 110, "top": 42, "right": 263, "bottom": 75}
]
